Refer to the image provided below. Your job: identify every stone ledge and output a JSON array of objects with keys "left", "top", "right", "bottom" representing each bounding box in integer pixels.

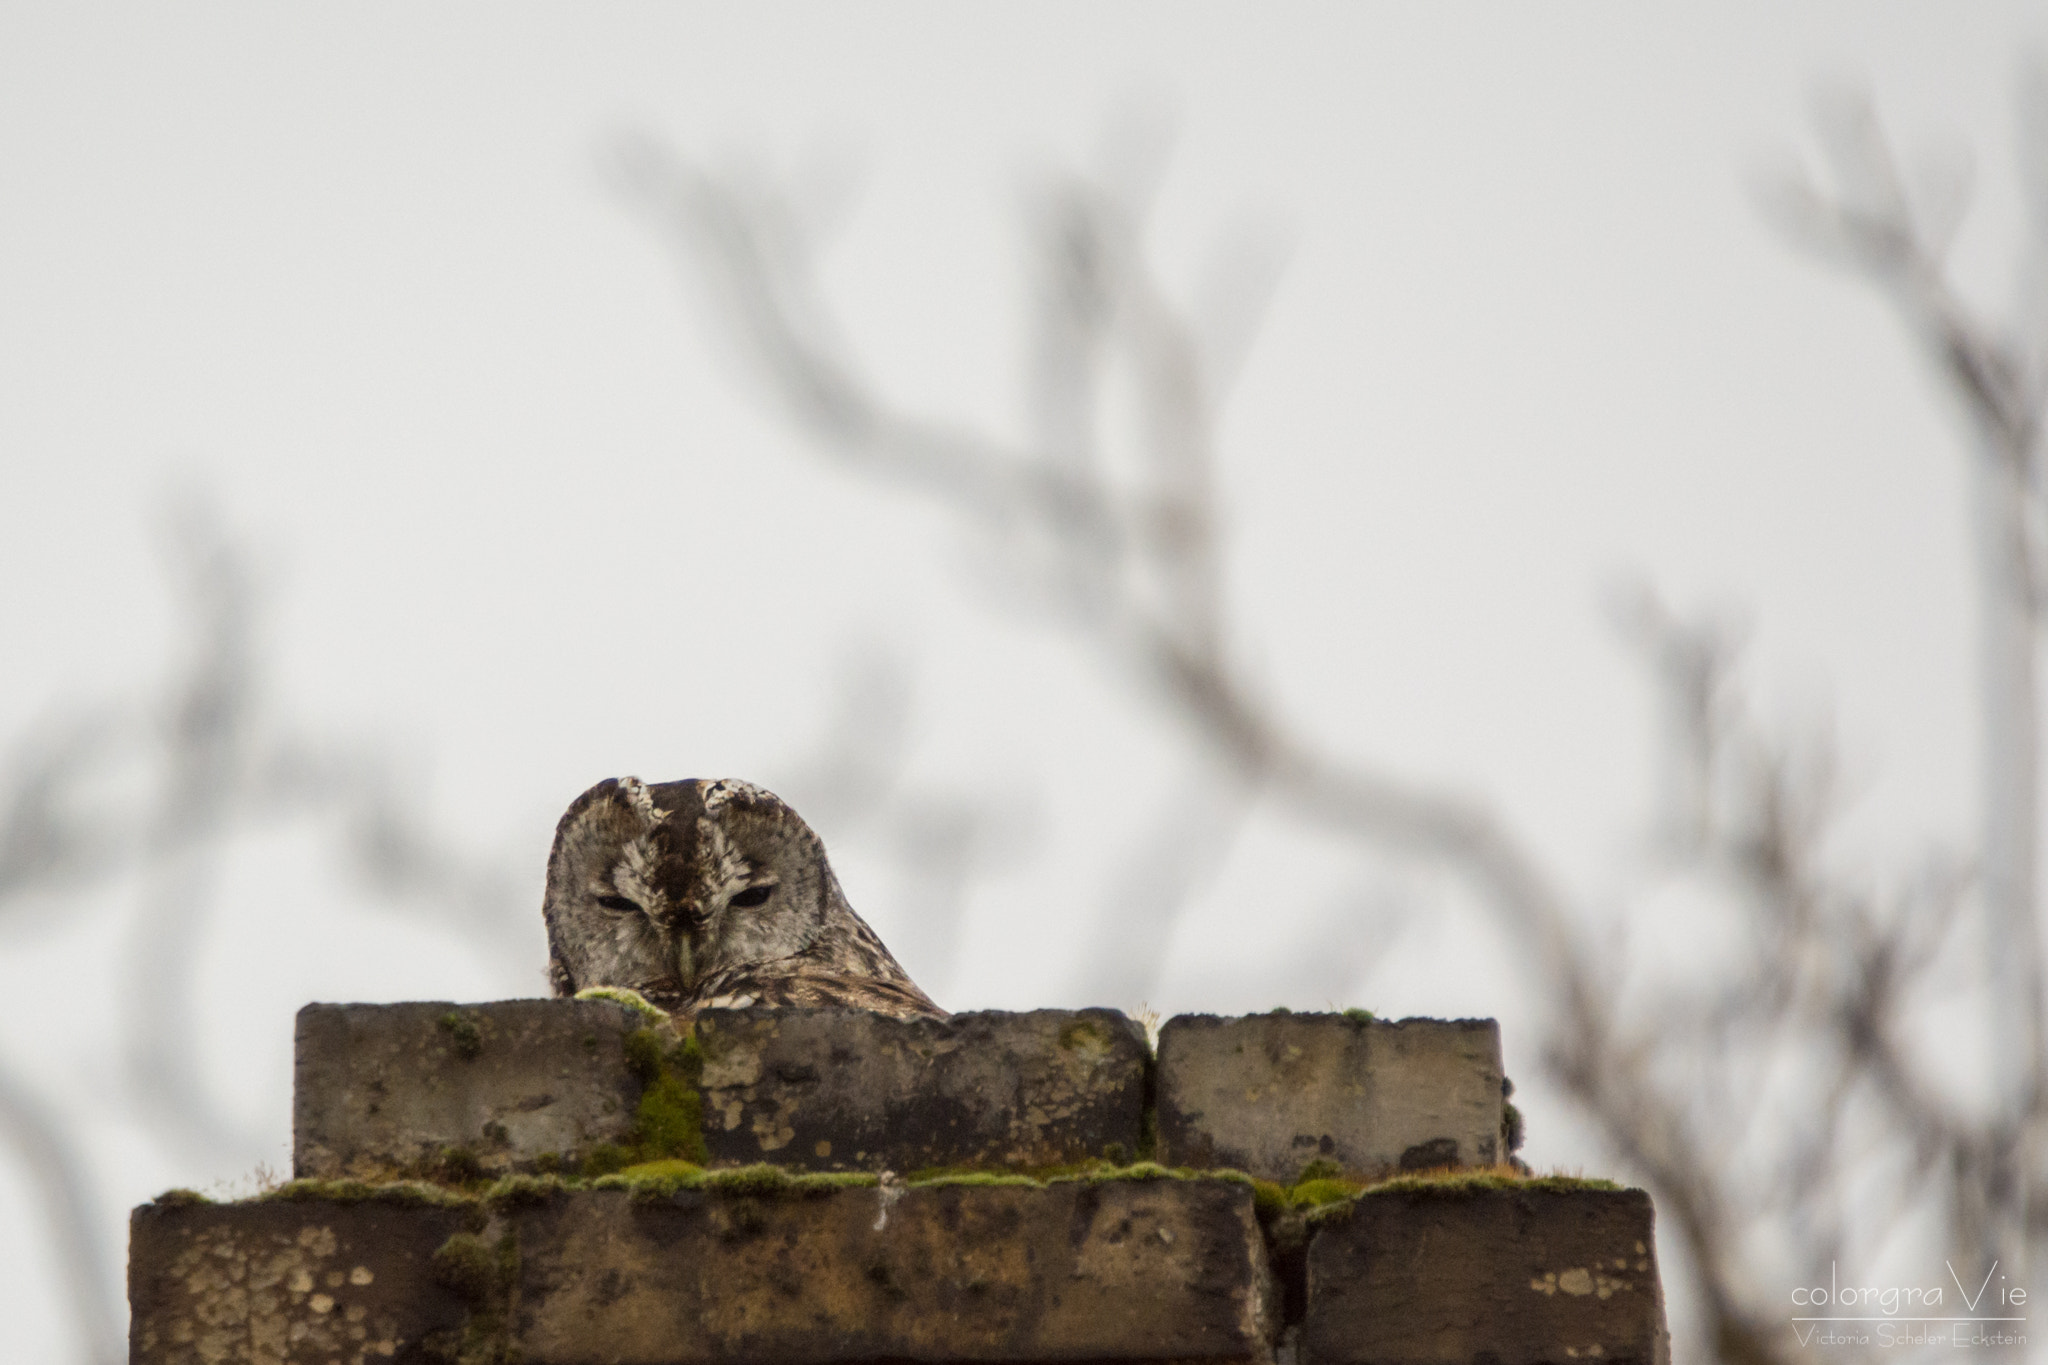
[
  {"left": 294, "top": 999, "right": 647, "bottom": 1179},
  {"left": 295, "top": 1001, "right": 1153, "bottom": 1180},
  {"left": 130, "top": 1177, "right": 1279, "bottom": 1365},
  {"left": 1156, "top": 1014, "right": 1505, "bottom": 1182},
  {"left": 129, "top": 1198, "right": 473, "bottom": 1365},
  {"left": 515, "top": 1178, "right": 1275, "bottom": 1363},
  {"left": 693, "top": 1005, "right": 1149, "bottom": 1171},
  {"left": 1302, "top": 1184, "right": 1669, "bottom": 1365}
]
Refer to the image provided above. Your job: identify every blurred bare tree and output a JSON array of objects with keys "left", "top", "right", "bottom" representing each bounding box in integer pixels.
[
  {"left": 0, "top": 503, "right": 1020, "bottom": 1362},
  {"left": 0, "top": 500, "right": 532, "bottom": 1364},
  {"left": 615, "top": 74, "right": 2048, "bottom": 1365}
]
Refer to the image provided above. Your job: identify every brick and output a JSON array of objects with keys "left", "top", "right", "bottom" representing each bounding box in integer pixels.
[
  {"left": 511, "top": 1178, "right": 1275, "bottom": 1363},
  {"left": 129, "top": 1197, "right": 472, "bottom": 1365},
  {"left": 294, "top": 999, "right": 645, "bottom": 1179},
  {"left": 1303, "top": 1186, "right": 1669, "bottom": 1365},
  {"left": 1155, "top": 1014, "right": 1504, "bottom": 1182},
  {"left": 693, "top": 1006, "right": 1149, "bottom": 1172}
]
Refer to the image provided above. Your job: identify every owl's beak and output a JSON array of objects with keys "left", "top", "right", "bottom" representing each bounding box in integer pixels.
[{"left": 672, "top": 936, "right": 696, "bottom": 991}]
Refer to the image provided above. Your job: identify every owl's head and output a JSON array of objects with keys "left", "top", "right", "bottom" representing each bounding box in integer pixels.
[{"left": 541, "top": 776, "right": 843, "bottom": 1008}]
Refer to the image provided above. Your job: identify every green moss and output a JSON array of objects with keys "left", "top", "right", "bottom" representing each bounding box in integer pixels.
[
  {"left": 910, "top": 1170, "right": 1040, "bottom": 1189},
  {"left": 257, "top": 1179, "right": 474, "bottom": 1208},
  {"left": 1058, "top": 1018, "right": 1113, "bottom": 1053},
  {"left": 484, "top": 1173, "right": 571, "bottom": 1209},
  {"left": 1268, "top": 1005, "right": 1293, "bottom": 1016},
  {"left": 902, "top": 1161, "right": 1257, "bottom": 1192},
  {"left": 550, "top": 1030, "right": 708, "bottom": 1178},
  {"left": 531, "top": 1151, "right": 563, "bottom": 1175},
  {"left": 1295, "top": 1157, "right": 1345, "bottom": 1184},
  {"left": 1250, "top": 1179, "right": 1288, "bottom": 1216},
  {"left": 788, "top": 1170, "right": 878, "bottom": 1192},
  {"left": 607, "top": 1027, "right": 708, "bottom": 1164},
  {"left": 153, "top": 1188, "right": 212, "bottom": 1207},
  {"left": 576, "top": 985, "right": 668, "bottom": 1021},
  {"left": 633, "top": 1072, "right": 707, "bottom": 1163},
  {"left": 429, "top": 1230, "right": 519, "bottom": 1365},
  {"left": 437, "top": 1011, "right": 483, "bottom": 1061},
  {"left": 1341, "top": 1007, "right": 1375, "bottom": 1024},
  {"left": 905, "top": 1155, "right": 1109, "bottom": 1186},
  {"left": 436, "top": 1146, "right": 486, "bottom": 1186},
  {"left": 593, "top": 1158, "right": 703, "bottom": 1190},
  {"left": 1075, "top": 1160, "right": 1176, "bottom": 1183},
  {"left": 702, "top": 1163, "right": 794, "bottom": 1197},
  {"left": 594, "top": 1161, "right": 876, "bottom": 1204},
  {"left": 1503, "top": 1101, "right": 1526, "bottom": 1155},
  {"left": 582, "top": 1144, "right": 632, "bottom": 1178},
  {"left": 1049, "top": 1161, "right": 1256, "bottom": 1189},
  {"left": 623, "top": 1027, "right": 663, "bottom": 1082},
  {"left": 1289, "top": 1177, "right": 1360, "bottom": 1208},
  {"left": 1360, "top": 1168, "right": 1624, "bottom": 1199},
  {"left": 431, "top": 1232, "right": 499, "bottom": 1301}
]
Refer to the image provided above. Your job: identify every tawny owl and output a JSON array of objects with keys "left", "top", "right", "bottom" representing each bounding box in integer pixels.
[{"left": 542, "top": 777, "right": 945, "bottom": 1021}]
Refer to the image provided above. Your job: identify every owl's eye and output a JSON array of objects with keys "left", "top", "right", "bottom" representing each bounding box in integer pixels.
[
  {"left": 595, "top": 894, "right": 642, "bottom": 914},
  {"left": 728, "top": 884, "right": 773, "bottom": 909}
]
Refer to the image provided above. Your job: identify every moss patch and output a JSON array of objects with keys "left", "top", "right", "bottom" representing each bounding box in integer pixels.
[
  {"left": 1341, "top": 1007, "right": 1375, "bottom": 1024},
  {"left": 908, "top": 1170, "right": 1041, "bottom": 1190},
  {"left": 436, "top": 1146, "right": 486, "bottom": 1187},
  {"left": 905, "top": 1160, "right": 1255, "bottom": 1192},
  {"left": 633, "top": 1072, "right": 706, "bottom": 1162},
  {"left": 1362, "top": 1166, "right": 1622, "bottom": 1198},
  {"left": 436, "top": 1011, "right": 483, "bottom": 1061},
  {"left": 1058, "top": 1018, "right": 1114, "bottom": 1054},
  {"left": 576, "top": 985, "right": 668, "bottom": 1022},
  {"left": 257, "top": 1178, "right": 475, "bottom": 1209},
  {"left": 152, "top": 1188, "right": 212, "bottom": 1207},
  {"left": 484, "top": 1173, "right": 573, "bottom": 1209},
  {"left": 430, "top": 1232, "right": 500, "bottom": 1301},
  {"left": 427, "top": 1229, "right": 519, "bottom": 1365},
  {"left": 591, "top": 1160, "right": 878, "bottom": 1204},
  {"left": 621, "top": 1027, "right": 707, "bottom": 1164}
]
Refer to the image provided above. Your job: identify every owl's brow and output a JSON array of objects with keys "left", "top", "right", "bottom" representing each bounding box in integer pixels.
[
  {"left": 609, "top": 837, "right": 662, "bottom": 906},
  {"left": 697, "top": 816, "right": 753, "bottom": 898}
]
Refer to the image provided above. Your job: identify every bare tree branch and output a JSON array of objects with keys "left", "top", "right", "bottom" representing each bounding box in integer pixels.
[
  {"left": 1763, "top": 83, "right": 2048, "bottom": 1303},
  {"left": 624, "top": 90, "right": 2048, "bottom": 1363},
  {"left": 0, "top": 1064, "right": 120, "bottom": 1365}
]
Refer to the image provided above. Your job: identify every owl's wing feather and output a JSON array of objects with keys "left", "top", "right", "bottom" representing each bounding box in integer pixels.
[{"left": 685, "top": 959, "right": 948, "bottom": 1022}]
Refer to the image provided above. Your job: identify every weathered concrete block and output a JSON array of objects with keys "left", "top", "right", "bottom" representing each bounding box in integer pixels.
[
  {"left": 513, "top": 1178, "right": 1275, "bottom": 1363},
  {"left": 294, "top": 999, "right": 646, "bottom": 1179},
  {"left": 1155, "top": 1014, "right": 1504, "bottom": 1182},
  {"left": 693, "top": 1006, "right": 1149, "bottom": 1172},
  {"left": 129, "top": 1197, "right": 472, "bottom": 1364},
  {"left": 1303, "top": 1186, "right": 1669, "bottom": 1365}
]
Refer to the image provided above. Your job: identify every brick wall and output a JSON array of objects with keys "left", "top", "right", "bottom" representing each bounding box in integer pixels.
[{"left": 128, "top": 1001, "right": 1668, "bottom": 1364}]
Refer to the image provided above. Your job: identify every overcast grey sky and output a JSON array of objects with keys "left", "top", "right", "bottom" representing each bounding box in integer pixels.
[{"left": 1, "top": 5, "right": 2042, "bottom": 1358}]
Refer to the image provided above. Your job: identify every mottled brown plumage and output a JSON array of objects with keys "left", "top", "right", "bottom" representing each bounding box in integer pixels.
[{"left": 542, "top": 777, "right": 944, "bottom": 1021}]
